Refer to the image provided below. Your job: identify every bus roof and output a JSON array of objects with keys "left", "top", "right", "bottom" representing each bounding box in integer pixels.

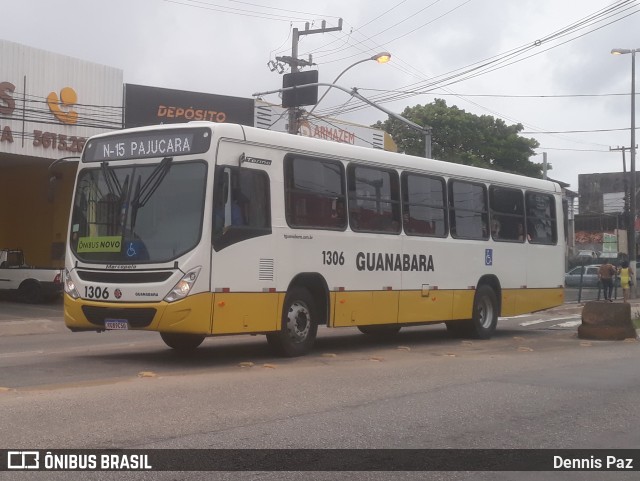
[{"left": 87, "top": 121, "right": 560, "bottom": 193}]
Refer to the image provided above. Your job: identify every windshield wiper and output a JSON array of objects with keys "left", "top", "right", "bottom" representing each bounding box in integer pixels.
[
  {"left": 130, "top": 157, "right": 173, "bottom": 230},
  {"left": 101, "top": 161, "right": 124, "bottom": 198}
]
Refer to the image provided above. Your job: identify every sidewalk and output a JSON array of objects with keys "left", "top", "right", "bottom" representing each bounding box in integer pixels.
[{"left": 549, "top": 298, "right": 640, "bottom": 316}]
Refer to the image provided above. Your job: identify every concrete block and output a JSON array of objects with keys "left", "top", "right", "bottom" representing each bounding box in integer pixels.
[{"left": 579, "top": 301, "right": 637, "bottom": 340}]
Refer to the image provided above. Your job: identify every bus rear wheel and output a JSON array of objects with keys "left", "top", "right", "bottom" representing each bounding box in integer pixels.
[
  {"left": 357, "top": 325, "right": 401, "bottom": 337},
  {"left": 266, "top": 287, "right": 318, "bottom": 357},
  {"left": 160, "top": 332, "right": 206, "bottom": 351},
  {"left": 446, "top": 285, "right": 498, "bottom": 339}
]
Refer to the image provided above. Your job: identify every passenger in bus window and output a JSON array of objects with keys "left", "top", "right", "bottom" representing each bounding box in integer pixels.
[
  {"left": 214, "top": 195, "right": 243, "bottom": 236},
  {"left": 491, "top": 218, "right": 501, "bottom": 239},
  {"left": 230, "top": 190, "right": 245, "bottom": 226},
  {"left": 526, "top": 221, "right": 537, "bottom": 242},
  {"left": 517, "top": 223, "right": 531, "bottom": 242},
  {"left": 337, "top": 199, "right": 345, "bottom": 218}
]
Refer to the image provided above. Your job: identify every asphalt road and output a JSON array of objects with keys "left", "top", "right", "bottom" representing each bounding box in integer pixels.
[{"left": 0, "top": 297, "right": 638, "bottom": 481}]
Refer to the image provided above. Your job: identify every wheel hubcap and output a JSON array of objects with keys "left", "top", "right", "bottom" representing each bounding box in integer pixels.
[
  {"left": 477, "top": 297, "right": 494, "bottom": 329},
  {"left": 286, "top": 301, "right": 310, "bottom": 342}
]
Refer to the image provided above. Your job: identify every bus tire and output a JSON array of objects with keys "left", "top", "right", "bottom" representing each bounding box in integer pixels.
[
  {"left": 160, "top": 332, "right": 205, "bottom": 351},
  {"left": 446, "top": 285, "right": 498, "bottom": 339},
  {"left": 357, "top": 325, "right": 401, "bottom": 337},
  {"left": 267, "top": 287, "right": 318, "bottom": 357},
  {"left": 470, "top": 285, "right": 498, "bottom": 339}
]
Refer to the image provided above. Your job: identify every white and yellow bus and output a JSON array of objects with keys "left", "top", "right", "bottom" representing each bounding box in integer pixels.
[{"left": 63, "top": 122, "right": 565, "bottom": 356}]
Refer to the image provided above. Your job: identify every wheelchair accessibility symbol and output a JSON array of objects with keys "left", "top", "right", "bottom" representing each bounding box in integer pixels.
[{"left": 485, "top": 249, "right": 493, "bottom": 266}]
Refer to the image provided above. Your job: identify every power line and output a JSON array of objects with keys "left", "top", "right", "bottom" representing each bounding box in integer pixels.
[
  {"left": 523, "top": 127, "right": 636, "bottom": 134},
  {"left": 360, "top": 89, "right": 629, "bottom": 99},
  {"left": 308, "top": 2, "right": 637, "bottom": 155},
  {"left": 538, "top": 147, "right": 612, "bottom": 152},
  {"left": 319, "top": 0, "right": 638, "bottom": 115},
  {"left": 227, "top": 0, "right": 341, "bottom": 19},
  {"left": 162, "top": 0, "right": 314, "bottom": 22},
  {"left": 401, "top": 0, "right": 637, "bottom": 92}
]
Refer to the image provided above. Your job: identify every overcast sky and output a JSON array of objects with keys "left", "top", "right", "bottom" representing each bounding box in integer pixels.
[{"left": 3, "top": 0, "right": 639, "bottom": 190}]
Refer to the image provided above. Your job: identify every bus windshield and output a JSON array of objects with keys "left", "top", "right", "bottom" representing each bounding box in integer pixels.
[{"left": 69, "top": 160, "right": 207, "bottom": 264}]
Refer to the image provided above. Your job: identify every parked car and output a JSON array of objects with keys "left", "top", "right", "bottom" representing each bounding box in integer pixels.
[
  {"left": 565, "top": 265, "right": 601, "bottom": 287},
  {"left": 564, "top": 264, "right": 624, "bottom": 288},
  {"left": 0, "top": 248, "right": 63, "bottom": 303}
]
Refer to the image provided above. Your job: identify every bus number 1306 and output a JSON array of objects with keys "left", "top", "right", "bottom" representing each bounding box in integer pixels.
[
  {"left": 322, "top": 250, "right": 345, "bottom": 266},
  {"left": 85, "top": 286, "right": 110, "bottom": 299}
]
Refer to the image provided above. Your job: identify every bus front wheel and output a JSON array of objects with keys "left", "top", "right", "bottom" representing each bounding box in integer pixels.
[
  {"left": 160, "top": 332, "right": 206, "bottom": 351},
  {"left": 446, "top": 285, "right": 498, "bottom": 339},
  {"left": 266, "top": 287, "right": 318, "bottom": 357}
]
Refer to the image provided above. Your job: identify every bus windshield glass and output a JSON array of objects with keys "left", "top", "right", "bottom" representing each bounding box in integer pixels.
[{"left": 69, "top": 160, "right": 207, "bottom": 264}]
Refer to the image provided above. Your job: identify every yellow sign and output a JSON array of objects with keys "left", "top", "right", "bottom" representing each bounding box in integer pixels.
[
  {"left": 77, "top": 236, "right": 122, "bottom": 253},
  {"left": 47, "top": 87, "right": 78, "bottom": 125}
]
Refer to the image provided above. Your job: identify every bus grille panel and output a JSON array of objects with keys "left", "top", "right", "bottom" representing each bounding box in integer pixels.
[
  {"left": 81, "top": 306, "right": 157, "bottom": 328},
  {"left": 76, "top": 271, "right": 173, "bottom": 283}
]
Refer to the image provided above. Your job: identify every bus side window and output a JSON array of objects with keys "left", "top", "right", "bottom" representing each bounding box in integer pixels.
[
  {"left": 489, "top": 186, "right": 525, "bottom": 242},
  {"left": 449, "top": 180, "right": 488, "bottom": 240},
  {"left": 525, "top": 192, "right": 557, "bottom": 245},
  {"left": 284, "top": 156, "right": 346, "bottom": 230},
  {"left": 347, "top": 163, "right": 401, "bottom": 234},
  {"left": 402, "top": 172, "right": 447, "bottom": 237}
]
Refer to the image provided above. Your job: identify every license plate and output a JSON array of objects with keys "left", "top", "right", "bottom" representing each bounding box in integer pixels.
[{"left": 105, "top": 319, "right": 129, "bottom": 330}]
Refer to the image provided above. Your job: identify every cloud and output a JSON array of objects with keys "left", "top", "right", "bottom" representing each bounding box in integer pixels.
[{"left": 2, "top": 0, "right": 638, "bottom": 190}]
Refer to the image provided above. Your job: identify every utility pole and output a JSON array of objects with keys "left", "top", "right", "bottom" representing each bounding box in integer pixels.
[
  {"left": 611, "top": 145, "right": 629, "bottom": 215},
  {"left": 276, "top": 19, "right": 343, "bottom": 134},
  {"left": 611, "top": 145, "right": 636, "bottom": 260}
]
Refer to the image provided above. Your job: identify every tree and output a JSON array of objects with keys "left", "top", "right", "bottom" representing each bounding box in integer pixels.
[{"left": 373, "top": 99, "right": 545, "bottom": 178}]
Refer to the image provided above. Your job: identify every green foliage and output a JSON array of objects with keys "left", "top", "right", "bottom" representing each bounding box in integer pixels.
[{"left": 373, "top": 99, "right": 545, "bottom": 178}]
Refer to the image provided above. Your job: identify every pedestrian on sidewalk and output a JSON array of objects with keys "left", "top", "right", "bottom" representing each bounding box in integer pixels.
[
  {"left": 598, "top": 262, "right": 616, "bottom": 302},
  {"left": 618, "top": 260, "right": 635, "bottom": 303}
]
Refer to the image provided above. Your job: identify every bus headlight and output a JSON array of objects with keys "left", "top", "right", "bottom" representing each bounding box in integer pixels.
[
  {"left": 64, "top": 269, "right": 80, "bottom": 299},
  {"left": 164, "top": 266, "right": 201, "bottom": 303}
]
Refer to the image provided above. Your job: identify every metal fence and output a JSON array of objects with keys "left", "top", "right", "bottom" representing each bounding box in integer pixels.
[{"left": 571, "top": 278, "right": 622, "bottom": 303}]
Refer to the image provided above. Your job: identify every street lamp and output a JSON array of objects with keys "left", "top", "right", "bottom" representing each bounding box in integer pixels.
[
  {"left": 611, "top": 48, "right": 639, "bottom": 277},
  {"left": 307, "top": 52, "right": 391, "bottom": 117},
  {"left": 254, "top": 81, "right": 432, "bottom": 158}
]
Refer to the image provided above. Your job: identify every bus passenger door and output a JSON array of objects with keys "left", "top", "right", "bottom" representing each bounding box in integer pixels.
[{"left": 210, "top": 157, "right": 278, "bottom": 335}]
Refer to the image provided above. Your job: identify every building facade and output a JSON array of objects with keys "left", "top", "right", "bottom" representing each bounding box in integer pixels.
[
  {"left": 576, "top": 171, "right": 635, "bottom": 257},
  {"left": 0, "top": 41, "right": 394, "bottom": 268},
  {"left": 0, "top": 40, "right": 123, "bottom": 267}
]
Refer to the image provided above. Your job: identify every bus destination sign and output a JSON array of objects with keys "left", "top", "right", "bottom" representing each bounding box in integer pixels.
[{"left": 83, "top": 128, "right": 211, "bottom": 162}]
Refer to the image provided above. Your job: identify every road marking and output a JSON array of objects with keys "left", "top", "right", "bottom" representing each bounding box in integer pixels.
[
  {"left": 519, "top": 319, "right": 547, "bottom": 326},
  {"left": 553, "top": 320, "right": 582, "bottom": 328},
  {"left": 519, "top": 315, "right": 580, "bottom": 327}
]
